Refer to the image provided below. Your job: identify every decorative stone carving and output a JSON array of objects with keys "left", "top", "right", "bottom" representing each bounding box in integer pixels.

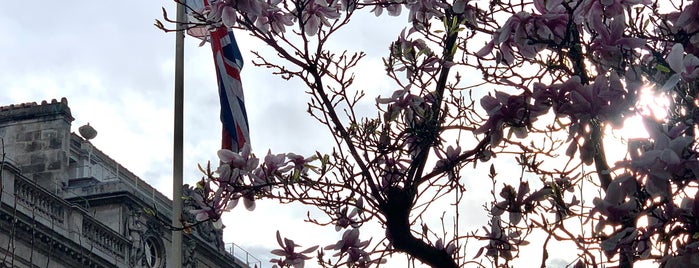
[
  {"left": 78, "top": 123, "right": 97, "bottom": 140},
  {"left": 183, "top": 238, "right": 198, "bottom": 268},
  {"left": 127, "top": 208, "right": 146, "bottom": 267},
  {"left": 127, "top": 206, "right": 167, "bottom": 268},
  {"left": 182, "top": 184, "right": 225, "bottom": 250}
]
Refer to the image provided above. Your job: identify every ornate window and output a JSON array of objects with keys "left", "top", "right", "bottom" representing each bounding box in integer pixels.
[{"left": 144, "top": 236, "right": 164, "bottom": 268}]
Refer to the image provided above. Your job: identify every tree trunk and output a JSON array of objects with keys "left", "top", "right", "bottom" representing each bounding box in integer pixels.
[{"left": 383, "top": 188, "right": 458, "bottom": 268}]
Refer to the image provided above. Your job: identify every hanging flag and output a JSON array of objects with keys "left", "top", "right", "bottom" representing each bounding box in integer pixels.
[
  {"left": 184, "top": 0, "right": 250, "bottom": 152},
  {"left": 210, "top": 26, "right": 250, "bottom": 152}
]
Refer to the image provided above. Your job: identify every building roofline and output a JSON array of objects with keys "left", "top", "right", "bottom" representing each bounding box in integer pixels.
[
  {"left": 68, "top": 133, "right": 172, "bottom": 210},
  {"left": 0, "top": 98, "right": 74, "bottom": 124}
]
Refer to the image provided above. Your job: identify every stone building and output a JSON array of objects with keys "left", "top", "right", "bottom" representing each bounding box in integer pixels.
[{"left": 0, "top": 98, "right": 259, "bottom": 267}]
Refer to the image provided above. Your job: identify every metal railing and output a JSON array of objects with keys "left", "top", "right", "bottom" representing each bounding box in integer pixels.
[{"left": 225, "top": 242, "right": 263, "bottom": 268}]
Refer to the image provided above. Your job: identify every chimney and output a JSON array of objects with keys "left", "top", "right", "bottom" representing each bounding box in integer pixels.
[{"left": 0, "top": 98, "right": 74, "bottom": 195}]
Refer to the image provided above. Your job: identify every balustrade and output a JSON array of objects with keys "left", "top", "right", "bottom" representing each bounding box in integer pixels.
[
  {"left": 82, "top": 217, "right": 128, "bottom": 260},
  {"left": 14, "top": 177, "right": 65, "bottom": 224}
]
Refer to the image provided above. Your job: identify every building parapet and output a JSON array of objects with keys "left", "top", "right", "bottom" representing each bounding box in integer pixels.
[
  {"left": 82, "top": 216, "right": 129, "bottom": 261},
  {"left": 1, "top": 160, "right": 128, "bottom": 267},
  {"left": 14, "top": 176, "right": 66, "bottom": 224},
  {"left": 0, "top": 98, "right": 73, "bottom": 124}
]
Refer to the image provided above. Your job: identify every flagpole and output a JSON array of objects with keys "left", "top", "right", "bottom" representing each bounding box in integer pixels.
[{"left": 172, "top": 0, "right": 185, "bottom": 267}]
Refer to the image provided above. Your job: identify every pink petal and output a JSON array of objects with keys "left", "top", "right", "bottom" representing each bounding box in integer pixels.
[
  {"left": 276, "top": 231, "right": 284, "bottom": 247},
  {"left": 475, "top": 40, "right": 495, "bottom": 57},
  {"left": 304, "top": 16, "right": 320, "bottom": 36},
  {"left": 667, "top": 43, "right": 685, "bottom": 74},
  {"left": 221, "top": 6, "right": 237, "bottom": 27},
  {"left": 218, "top": 149, "right": 237, "bottom": 162},
  {"left": 300, "top": 245, "right": 319, "bottom": 254},
  {"left": 387, "top": 5, "right": 401, "bottom": 16},
  {"left": 270, "top": 249, "right": 287, "bottom": 256},
  {"left": 225, "top": 198, "right": 239, "bottom": 210},
  {"left": 244, "top": 197, "right": 256, "bottom": 211},
  {"left": 660, "top": 149, "right": 681, "bottom": 165}
]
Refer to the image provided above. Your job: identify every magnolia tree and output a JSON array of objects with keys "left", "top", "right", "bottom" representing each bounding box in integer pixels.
[{"left": 159, "top": 0, "right": 699, "bottom": 267}]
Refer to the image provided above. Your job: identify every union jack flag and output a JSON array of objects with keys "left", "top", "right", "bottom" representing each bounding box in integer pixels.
[
  {"left": 210, "top": 26, "right": 250, "bottom": 152},
  {"left": 184, "top": 0, "right": 250, "bottom": 152}
]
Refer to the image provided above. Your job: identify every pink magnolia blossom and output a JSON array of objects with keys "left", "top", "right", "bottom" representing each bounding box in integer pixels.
[
  {"left": 188, "top": 181, "right": 232, "bottom": 225},
  {"left": 221, "top": 4, "right": 237, "bottom": 27},
  {"left": 217, "top": 143, "right": 258, "bottom": 187},
  {"left": 191, "top": 205, "right": 216, "bottom": 221},
  {"left": 335, "top": 198, "right": 364, "bottom": 231},
  {"left": 433, "top": 145, "right": 461, "bottom": 179},
  {"left": 474, "top": 40, "right": 495, "bottom": 58},
  {"left": 207, "top": 0, "right": 265, "bottom": 28},
  {"left": 376, "top": 87, "right": 428, "bottom": 125},
  {"left": 377, "top": 156, "right": 407, "bottom": 191},
  {"left": 475, "top": 91, "right": 548, "bottom": 146},
  {"left": 218, "top": 143, "right": 258, "bottom": 171},
  {"left": 592, "top": 174, "right": 639, "bottom": 228},
  {"left": 364, "top": 0, "right": 402, "bottom": 17},
  {"left": 205, "top": 2, "right": 237, "bottom": 27},
  {"left": 286, "top": 153, "right": 318, "bottom": 174},
  {"left": 491, "top": 181, "right": 556, "bottom": 225},
  {"left": 556, "top": 73, "right": 630, "bottom": 128},
  {"left": 255, "top": 0, "right": 295, "bottom": 33},
  {"left": 263, "top": 149, "right": 294, "bottom": 174},
  {"left": 531, "top": 74, "right": 631, "bottom": 165},
  {"left": 271, "top": 231, "right": 319, "bottom": 268},
  {"left": 600, "top": 227, "right": 638, "bottom": 258},
  {"left": 590, "top": 15, "right": 646, "bottom": 68},
  {"left": 624, "top": 120, "right": 698, "bottom": 197},
  {"left": 294, "top": 0, "right": 341, "bottom": 36},
  {"left": 433, "top": 145, "right": 460, "bottom": 168},
  {"left": 475, "top": 216, "right": 529, "bottom": 261},
  {"left": 404, "top": 0, "right": 447, "bottom": 23},
  {"left": 325, "top": 228, "right": 372, "bottom": 264},
  {"left": 334, "top": 206, "right": 360, "bottom": 231},
  {"left": 663, "top": 248, "right": 699, "bottom": 268},
  {"left": 495, "top": 12, "right": 535, "bottom": 63},
  {"left": 532, "top": 0, "right": 565, "bottom": 15},
  {"left": 489, "top": 9, "right": 567, "bottom": 63},
  {"left": 492, "top": 184, "right": 524, "bottom": 225},
  {"left": 666, "top": 0, "right": 699, "bottom": 54},
  {"left": 662, "top": 43, "right": 699, "bottom": 90},
  {"left": 582, "top": 0, "right": 651, "bottom": 20},
  {"left": 531, "top": 0, "right": 572, "bottom": 31},
  {"left": 477, "top": 0, "right": 574, "bottom": 63}
]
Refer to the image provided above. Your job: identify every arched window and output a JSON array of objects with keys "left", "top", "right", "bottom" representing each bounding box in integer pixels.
[{"left": 144, "top": 236, "right": 163, "bottom": 268}]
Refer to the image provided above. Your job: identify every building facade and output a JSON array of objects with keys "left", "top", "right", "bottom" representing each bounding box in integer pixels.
[{"left": 0, "top": 98, "right": 257, "bottom": 268}]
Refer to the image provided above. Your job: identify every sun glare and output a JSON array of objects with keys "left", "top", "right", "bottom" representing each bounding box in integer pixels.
[
  {"left": 604, "top": 86, "right": 672, "bottom": 163},
  {"left": 637, "top": 86, "right": 671, "bottom": 120},
  {"left": 617, "top": 86, "right": 671, "bottom": 139}
]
